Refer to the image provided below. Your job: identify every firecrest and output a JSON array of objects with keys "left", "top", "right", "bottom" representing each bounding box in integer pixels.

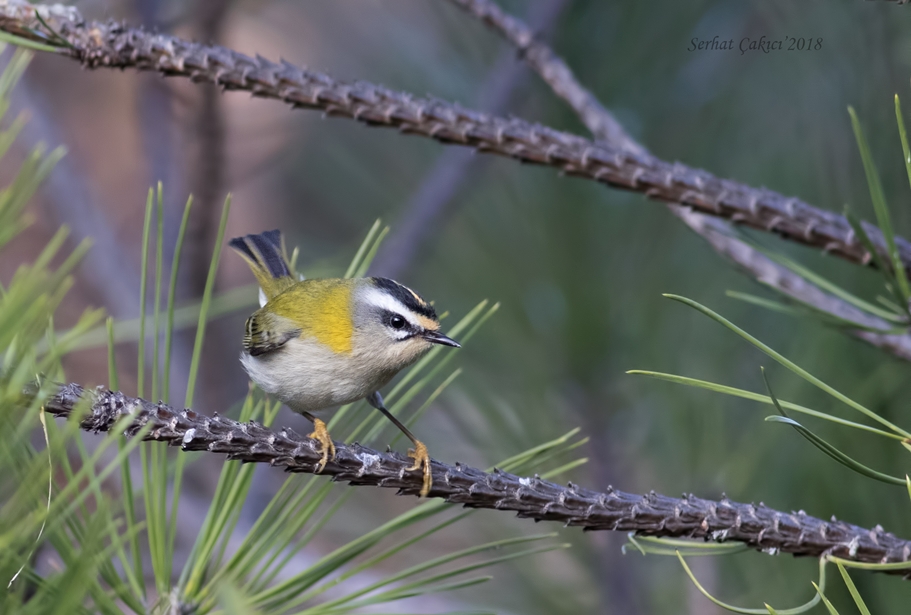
[{"left": 229, "top": 230, "right": 460, "bottom": 497}]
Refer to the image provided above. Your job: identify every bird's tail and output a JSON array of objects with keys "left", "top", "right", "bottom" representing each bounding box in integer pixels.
[{"left": 229, "top": 230, "right": 296, "bottom": 300}]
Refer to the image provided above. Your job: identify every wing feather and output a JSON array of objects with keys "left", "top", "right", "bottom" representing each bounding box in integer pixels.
[{"left": 243, "top": 311, "right": 301, "bottom": 356}]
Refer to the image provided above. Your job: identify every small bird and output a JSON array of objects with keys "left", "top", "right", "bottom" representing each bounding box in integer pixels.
[{"left": 229, "top": 230, "right": 460, "bottom": 497}]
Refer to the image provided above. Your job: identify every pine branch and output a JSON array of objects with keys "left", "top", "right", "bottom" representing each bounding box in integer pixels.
[
  {"left": 2, "top": 2, "right": 910, "bottom": 278},
  {"left": 34, "top": 382, "right": 911, "bottom": 576},
  {"left": 447, "top": 0, "right": 911, "bottom": 361}
]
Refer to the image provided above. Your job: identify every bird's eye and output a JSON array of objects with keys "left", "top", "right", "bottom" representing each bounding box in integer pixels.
[{"left": 389, "top": 315, "right": 406, "bottom": 330}]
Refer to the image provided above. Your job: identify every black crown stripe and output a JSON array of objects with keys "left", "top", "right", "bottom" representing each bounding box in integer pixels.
[{"left": 370, "top": 277, "right": 437, "bottom": 320}]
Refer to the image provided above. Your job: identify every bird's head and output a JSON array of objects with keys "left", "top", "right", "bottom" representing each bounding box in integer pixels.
[{"left": 351, "top": 277, "right": 460, "bottom": 372}]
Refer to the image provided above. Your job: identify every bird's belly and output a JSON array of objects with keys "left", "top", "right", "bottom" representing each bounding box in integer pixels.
[{"left": 240, "top": 337, "right": 393, "bottom": 413}]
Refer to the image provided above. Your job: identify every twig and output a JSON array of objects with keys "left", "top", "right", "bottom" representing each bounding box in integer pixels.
[
  {"left": 35, "top": 382, "right": 911, "bottom": 576},
  {"left": 447, "top": 0, "right": 911, "bottom": 362},
  {"left": 0, "top": 3, "right": 908, "bottom": 279}
]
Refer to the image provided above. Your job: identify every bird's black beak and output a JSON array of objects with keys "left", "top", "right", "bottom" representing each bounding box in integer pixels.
[{"left": 422, "top": 330, "right": 461, "bottom": 348}]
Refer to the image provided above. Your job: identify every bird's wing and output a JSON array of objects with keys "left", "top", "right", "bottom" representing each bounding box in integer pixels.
[{"left": 243, "top": 310, "right": 301, "bottom": 356}]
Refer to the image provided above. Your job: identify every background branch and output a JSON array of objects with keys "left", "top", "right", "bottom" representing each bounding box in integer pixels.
[
  {"left": 12, "top": 77, "right": 139, "bottom": 318},
  {"left": 1, "top": 2, "right": 908, "bottom": 280},
  {"left": 443, "top": 0, "right": 643, "bottom": 154},
  {"left": 671, "top": 207, "right": 911, "bottom": 360},
  {"left": 35, "top": 382, "right": 911, "bottom": 576},
  {"left": 371, "top": 0, "right": 569, "bottom": 278},
  {"left": 185, "top": 0, "right": 231, "bottom": 294},
  {"left": 134, "top": 0, "right": 184, "bottom": 258},
  {"left": 448, "top": 0, "right": 911, "bottom": 363}
]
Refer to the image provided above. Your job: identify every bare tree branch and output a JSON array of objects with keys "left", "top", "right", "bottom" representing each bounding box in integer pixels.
[
  {"left": 33, "top": 382, "right": 911, "bottom": 576},
  {"left": 447, "top": 0, "right": 911, "bottom": 362},
  {"left": 1, "top": 2, "right": 908, "bottom": 280}
]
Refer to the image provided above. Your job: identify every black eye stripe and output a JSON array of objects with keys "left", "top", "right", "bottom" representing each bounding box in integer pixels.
[{"left": 381, "top": 310, "right": 416, "bottom": 332}]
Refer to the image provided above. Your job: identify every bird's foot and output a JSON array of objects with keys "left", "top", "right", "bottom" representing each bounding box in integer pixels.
[
  {"left": 407, "top": 440, "right": 432, "bottom": 498},
  {"left": 308, "top": 418, "right": 336, "bottom": 473}
]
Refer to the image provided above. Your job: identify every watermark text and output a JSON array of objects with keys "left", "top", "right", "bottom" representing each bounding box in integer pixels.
[{"left": 688, "top": 36, "right": 823, "bottom": 55}]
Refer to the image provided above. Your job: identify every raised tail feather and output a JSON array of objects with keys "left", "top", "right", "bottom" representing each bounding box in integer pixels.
[{"left": 229, "top": 230, "right": 296, "bottom": 300}]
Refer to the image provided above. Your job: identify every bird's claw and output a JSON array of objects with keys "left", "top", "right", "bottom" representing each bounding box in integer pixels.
[
  {"left": 407, "top": 440, "right": 432, "bottom": 498},
  {"left": 308, "top": 418, "right": 336, "bottom": 473}
]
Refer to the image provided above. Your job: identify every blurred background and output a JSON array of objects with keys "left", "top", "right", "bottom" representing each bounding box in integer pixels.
[{"left": 4, "top": 0, "right": 911, "bottom": 612}]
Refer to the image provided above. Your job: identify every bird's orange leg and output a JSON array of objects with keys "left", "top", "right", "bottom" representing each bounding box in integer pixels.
[
  {"left": 406, "top": 439, "right": 432, "bottom": 498},
  {"left": 302, "top": 413, "right": 336, "bottom": 473},
  {"left": 367, "top": 391, "right": 433, "bottom": 497}
]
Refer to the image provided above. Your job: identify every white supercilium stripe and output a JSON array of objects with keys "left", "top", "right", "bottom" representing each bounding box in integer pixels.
[{"left": 361, "top": 287, "right": 420, "bottom": 328}]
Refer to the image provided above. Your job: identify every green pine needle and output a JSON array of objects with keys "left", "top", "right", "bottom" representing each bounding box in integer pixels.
[
  {"left": 836, "top": 563, "right": 872, "bottom": 615},
  {"left": 675, "top": 552, "right": 825, "bottom": 615},
  {"left": 849, "top": 106, "right": 911, "bottom": 307},
  {"left": 662, "top": 294, "right": 911, "bottom": 438}
]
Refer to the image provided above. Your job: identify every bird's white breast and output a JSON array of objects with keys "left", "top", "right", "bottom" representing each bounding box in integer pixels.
[{"left": 240, "top": 335, "right": 397, "bottom": 413}]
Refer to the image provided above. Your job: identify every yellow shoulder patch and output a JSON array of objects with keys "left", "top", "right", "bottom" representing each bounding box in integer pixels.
[
  {"left": 269, "top": 279, "right": 354, "bottom": 354},
  {"left": 309, "top": 282, "right": 354, "bottom": 354}
]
